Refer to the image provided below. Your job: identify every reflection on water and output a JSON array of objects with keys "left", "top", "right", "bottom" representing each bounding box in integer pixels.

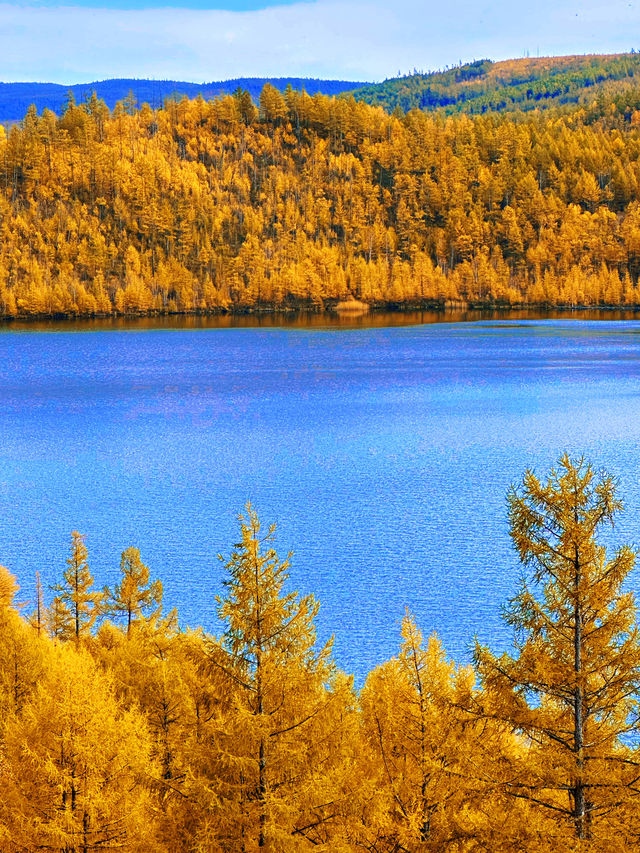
[
  {"left": 2, "top": 306, "right": 640, "bottom": 333},
  {"left": 2, "top": 316, "right": 640, "bottom": 684}
]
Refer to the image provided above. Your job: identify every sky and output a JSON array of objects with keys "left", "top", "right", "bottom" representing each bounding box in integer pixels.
[{"left": 1, "top": 0, "right": 640, "bottom": 85}]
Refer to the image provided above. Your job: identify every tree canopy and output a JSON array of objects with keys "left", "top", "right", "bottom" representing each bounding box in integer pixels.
[
  {"left": 7, "top": 82, "right": 640, "bottom": 319},
  {"left": 2, "top": 461, "right": 640, "bottom": 849}
]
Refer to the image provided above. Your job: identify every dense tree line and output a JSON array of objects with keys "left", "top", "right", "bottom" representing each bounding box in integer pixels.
[
  {"left": 9, "top": 84, "right": 640, "bottom": 318},
  {"left": 349, "top": 53, "right": 640, "bottom": 116},
  {"left": 0, "top": 77, "right": 364, "bottom": 125},
  {"left": 1, "top": 456, "right": 640, "bottom": 850}
]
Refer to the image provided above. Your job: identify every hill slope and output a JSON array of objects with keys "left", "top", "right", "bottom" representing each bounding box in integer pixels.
[
  {"left": 3, "top": 86, "right": 640, "bottom": 318},
  {"left": 349, "top": 53, "right": 640, "bottom": 115}
]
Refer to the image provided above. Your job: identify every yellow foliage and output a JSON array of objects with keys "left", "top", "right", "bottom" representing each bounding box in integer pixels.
[
  {"left": 1, "top": 468, "right": 640, "bottom": 850},
  {"left": 3, "top": 90, "right": 640, "bottom": 318},
  {"left": 0, "top": 565, "right": 18, "bottom": 608}
]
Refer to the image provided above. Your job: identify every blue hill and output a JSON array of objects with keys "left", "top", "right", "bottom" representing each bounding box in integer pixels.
[{"left": 0, "top": 77, "right": 366, "bottom": 122}]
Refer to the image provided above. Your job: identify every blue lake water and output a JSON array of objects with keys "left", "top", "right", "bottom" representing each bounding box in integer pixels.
[{"left": 2, "top": 314, "right": 640, "bottom": 683}]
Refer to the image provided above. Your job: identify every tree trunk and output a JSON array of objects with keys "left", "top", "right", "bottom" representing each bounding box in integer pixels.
[{"left": 573, "top": 544, "right": 586, "bottom": 839}]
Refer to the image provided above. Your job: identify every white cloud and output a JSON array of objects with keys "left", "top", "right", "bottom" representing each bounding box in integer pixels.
[{"left": 0, "top": 0, "right": 638, "bottom": 84}]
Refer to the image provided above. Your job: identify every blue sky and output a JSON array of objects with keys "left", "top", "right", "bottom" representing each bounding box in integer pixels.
[
  {"left": 18, "top": 0, "right": 305, "bottom": 6},
  {"left": 1, "top": 0, "right": 640, "bottom": 84}
]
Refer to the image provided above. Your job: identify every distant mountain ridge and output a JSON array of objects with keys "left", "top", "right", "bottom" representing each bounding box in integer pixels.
[
  {"left": 7, "top": 52, "right": 640, "bottom": 126},
  {"left": 0, "top": 76, "right": 367, "bottom": 122},
  {"left": 348, "top": 53, "right": 640, "bottom": 116}
]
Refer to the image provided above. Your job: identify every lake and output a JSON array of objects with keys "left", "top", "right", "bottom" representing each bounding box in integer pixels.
[{"left": 2, "top": 310, "right": 640, "bottom": 683}]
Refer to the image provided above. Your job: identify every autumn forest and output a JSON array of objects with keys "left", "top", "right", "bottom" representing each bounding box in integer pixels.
[
  {"left": 7, "top": 48, "right": 640, "bottom": 853},
  {"left": 8, "top": 78, "right": 640, "bottom": 319},
  {"left": 0, "top": 457, "right": 639, "bottom": 851}
]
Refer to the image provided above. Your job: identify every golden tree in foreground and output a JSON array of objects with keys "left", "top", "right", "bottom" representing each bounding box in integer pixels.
[
  {"left": 359, "top": 612, "right": 490, "bottom": 850},
  {"left": 1, "top": 646, "right": 160, "bottom": 852},
  {"left": 51, "top": 531, "right": 102, "bottom": 641},
  {"left": 200, "top": 504, "right": 354, "bottom": 851},
  {"left": 103, "top": 546, "right": 163, "bottom": 635},
  {"left": 476, "top": 454, "right": 640, "bottom": 847}
]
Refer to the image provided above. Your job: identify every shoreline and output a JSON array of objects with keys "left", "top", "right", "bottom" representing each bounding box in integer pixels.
[
  {"left": 0, "top": 300, "right": 640, "bottom": 328},
  {"left": 2, "top": 301, "right": 640, "bottom": 332}
]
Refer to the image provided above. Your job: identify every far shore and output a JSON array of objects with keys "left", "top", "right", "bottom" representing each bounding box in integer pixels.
[{"left": 2, "top": 302, "right": 640, "bottom": 332}]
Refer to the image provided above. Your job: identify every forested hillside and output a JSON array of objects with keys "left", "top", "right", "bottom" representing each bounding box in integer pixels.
[
  {"left": 350, "top": 53, "right": 640, "bottom": 116},
  {"left": 1, "top": 457, "right": 640, "bottom": 850},
  {"left": 7, "top": 83, "right": 640, "bottom": 318},
  {"left": 0, "top": 76, "right": 364, "bottom": 123}
]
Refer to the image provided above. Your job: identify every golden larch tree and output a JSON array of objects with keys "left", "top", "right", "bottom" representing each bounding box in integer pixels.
[{"left": 475, "top": 454, "right": 640, "bottom": 847}]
